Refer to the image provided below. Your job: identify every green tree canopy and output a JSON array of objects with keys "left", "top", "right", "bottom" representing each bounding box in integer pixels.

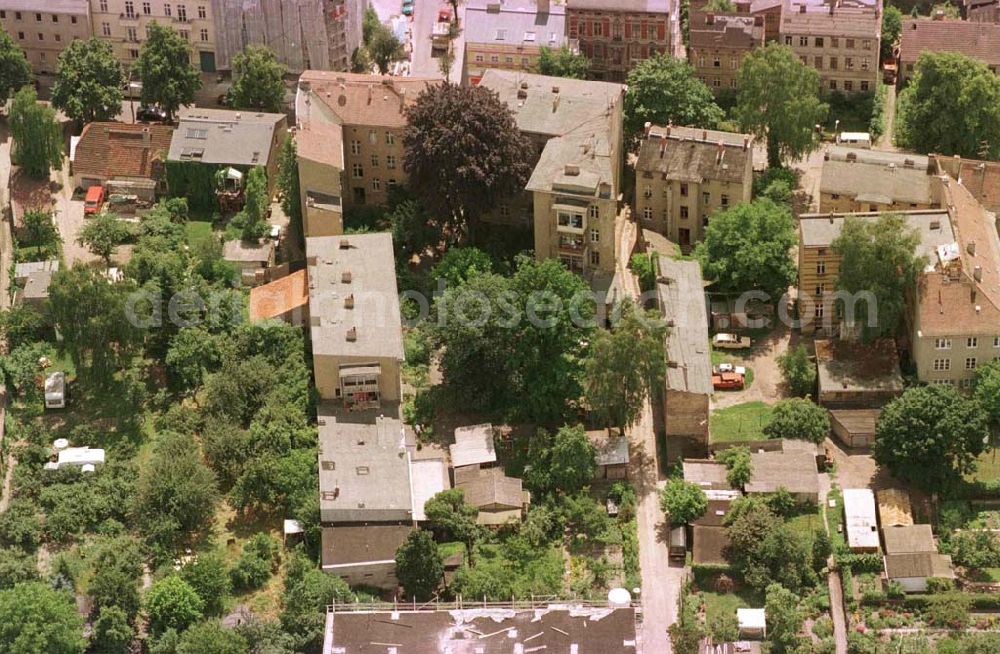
[
  {"left": 145, "top": 575, "right": 205, "bottom": 636},
  {"left": 524, "top": 425, "right": 598, "bottom": 496},
  {"left": 424, "top": 489, "right": 481, "bottom": 550},
  {"left": 177, "top": 621, "right": 248, "bottom": 654},
  {"left": 19, "top": 209, "right": 60, "bottom": 255},
  {"left": 881, "top": 6, "right": 902, "bottom": 60},
  {"left": 832, "top": 213, "right": 925, "bottom": 341},
  {"left": 369, "top": 27, "right": 406, "bottom": 75},
  {"left": 228, "top": 46, "right": 286, "bottom": 113},
  {"left": 537, "top": 46, "right": 591, "bottom": 79},
  {"left": 135, "top": 431, "right": 220, "bottom": 546},
  {"left": 735, "top": 43, "right": 828, "bottom": 167},
  {"left": 776, "top": 344, "right": 817, "bottom": 397},
  {"left": 0, "top": 29, "right": 30, "bottom": 105},
  {"left": 765, "top": 583, "right": 805, "bottom": 654},
  {"left": 624, "top": 54, "right": 724, "bottom": 139},
  {"left": 717, "top": 445, "right": 752, "bottom": 489},
  {"left": 134, "top": 22, "right": 202, "bottom": 119},
  {"left": 584, "top": 299, "right": 668, "bottom": 432},
  {"left": 47, "top": 266, "right": 142, "bottom": 385},
  {"left": 91, "top": 605, "right": 134, "bottom": 654},
  {"left": 431, "top": 257, "right": 593, "bottom": 423},
  {"left": 276, "top": 136, "right": 302, "bottom": 249},
  {"left": 179, "top": 551, "right": 231, "bottom": 616},
  {"left": 659, "top": 479, "right": 708, "bottom": 524},
  {"left": 873, "top": 384, "right": 989, "bottom": 492},
  {"left": 974, "top": 360, "right": 1000, "bottom": 435},
  {"left": 694, "top": 198, "right": 796, "bottom": 302},
  {"left": 232, "top": 166, "right": 270, "bottom": 241},
  {"left": 403, "top": 83, "right": 533, "bottom": 238},
  {"left": 763, "top": 398, "right": 830, "bottom": 443},
  {"left": 77, "top": 211, "right": 133, "bottom": 266},
  {"left": 896, "top": 51, "right": 1000, "bottom": 159},
  {"left": 51, "top": 38, "right": 125, "bottom": 123},
  {"left": 725, "top": 496, "right": 816, "bottom": 591},
  {"left": 430, "top": 247, "right": 495, "bottom": 288},
  {"left": 9, "top": 86, "right": 63, "bottom": 179},
  {"left": 395, "top": 530, "right": 444, "bottom": 601},
  {"left": 0, "top": 582, "right": 85, "bottom": 654},
  {"left": 279, "top": 554, "right": 351, "bottom": 652}
]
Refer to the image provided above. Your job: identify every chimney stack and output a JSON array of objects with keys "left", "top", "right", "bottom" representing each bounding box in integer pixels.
[
  {"left": 716, "top": 140, "right": 725, "bottom": 164},
  {"left": 644, "top": 121, "right": 652, "bottom": 138},
  {"left": 974, "top": 265, "right": 983, "bottom": 282},
  {"left": 702, "top": 129, "right": 708, "bottom": 141},
  {"left": 707, "top": 11, "right": 715, "bottom": 24},
  {"left": 967, "top": 241, "right": 977, "bottom": 255},
  {"left": 743, "top": 136, "right": 749, "bottom": 151}
]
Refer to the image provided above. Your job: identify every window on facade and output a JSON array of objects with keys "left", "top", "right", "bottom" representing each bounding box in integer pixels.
[
  {"left": 702, "top": 192, "right": 710, "bottom": 205},
  {"left": 721, "top": 194, "right": 729, "bottom": 207},
  {"left": 815, "top": 284, "right": 825, "bottom": 295},
  {"left": 713, "top": 58, "right": 720, "bottom": 68},
  {"left": 499, "top": 204, "right": 510, "bottom": 218},
  {"left": 200, "top": 28, "right": 208, "bottom": 41},
  {"left": 350, "top": 140, "right": 360, "bottom": 155},
  {"left": 386, "top": 155, "right": 396, "bottom": 169},
  {"left": 815, "top": 304, "right": 824, "bottom": 318},
  {"left": 816, "top": 260, "right": 826, "bottom": 274},
  {"left": 164, "top": 4, "right": 171, "bottom": 16},
  {"left": 933, "top": 359, "right": 951, "bottom": 371},
  {"left": 126, "top": 27, "right": 137, "bottom": 41},
  {"left": 71, "top": 15, "right": 77, "bottom": 23},
  {"left": 860, "top": 81, "right": 869, "bottom": 91},
  {"left": 815, "top": 37, "right": 824, "bottom": 47},
  {"left": 52, "top": 14, "right": 59, "bottom": 22},
  {"left": 142, "top": 1, "right": 151, "bottom": 14},
  {"left": 590, "top": 228, "right": 600, "bottom": 243},
  {"left": 799, "top": 36, "right": 807, "bottom": 46},
  {"left": 16, "top": 32, "right": 23, "bottom": 40},
  {"left": 846, "top": 38, "right": 855, "bottom": 49},
  {"left": 593, "top": 21, "right": 602, "bottom": 37},
  {"left": 474, "top": 54, "right": 483, "bottom": 63},
  {"left": 680, "top": 206, "right": 689, "bottom": 219},
  {"left": 936, "top": 338, "right": 953, "bottom": 349},
  {"left": 372, "top": 178, "right": 381, "bottom": 191},
  {"left": 844, "top": 80, "right": 853, "bottom": 91},
  {"left": 642, "top": 207, "right": 653, "bottom": 221},
  {"left": 557, "top": 212, "right": 584, "bottom": 229},
  {"left": 966, "top": 357, "right": 978, "bottom": 370},
  {"left": 831, "top": 37, "right": 839, "bottom": 47},
  {"left": 680, "top": 183, "right": 688, "bottom": 196},
  {"left": 814, "top": 56, "right": 823, "bottom": 69},
  {"left": 968, "top": 337, "right": 979, "bottom": 348},
  {"left": 35, "top": 12, "right": 41, "bottom": 21},
  {"left": 829, "top": 56, "right": 838, "bottom": 69},
  {"left": 129, "top": 48, "right": 139, "bottom": 58},
  {"left": 13, "top": 10, "right": 20, "bottom": 19},
  {"left": 179, "top": 29, "right": 189, "bottom": 40},
  {"left": 490, "top": 55, "right": 499, "bottom": 63},
  {"left": 590, "top": 250, "right": 600, "bottom": 266},
  {"left": 698, "top": 55, "right": 705, "bottom": 67},
  {"left": 730, "top": 57, "right": 738, "bottom": 70},
  {"left": 385, "top": 132, "right": 395, "bottom": 145},
  {"left": 124, "top": 1, "right": 135, "bottom": 18},
  {"left": 994, "top": 336, "right": 1000, "bottom": 348},
  {"left": 370, "top": 154, "right": 379, "bottom": 167},
  {"left": 368, "top": 130, "right": 377, "bottom": 144},
  {"left": 177, "top": 4, "right": 187, "bottom": 21},
  {"left": 829, "top": 80, "right": 837, "bottom": 90},
  {"left": 861, "top": 57, "right": 870, "bottom": 70},
  {"left": 784, "top": 35, "right": 792, "bottom": 45},
  {"left": 521, "top": 57, "right": 529, "bottom": 66},
  {"left": 862, "top": 39, "right": 871, "bottom": 50},
  {"left": 352, "top": 163, "right": 363, "bottom": 178},
  {"left": 198, "top": 5, "right": 206, "bottom": 18},
  {"left": 101, "top": 22, "right": 111, "bottom": 36}
]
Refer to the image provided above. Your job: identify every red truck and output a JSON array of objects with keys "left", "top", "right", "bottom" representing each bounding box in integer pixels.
[
  {"left": 84, "top": 185, "right": 105, "bottom": 215},
  {"left": 712, "top": 372, "right": 745, "bottom": 391}
]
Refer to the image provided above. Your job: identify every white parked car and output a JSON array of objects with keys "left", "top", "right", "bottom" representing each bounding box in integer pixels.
[
  {"left": 713, "top": 333, "right": 752, "bottom": 350},
  {"left": 716, "top": 363, "right": 748, "bottom": 375}
]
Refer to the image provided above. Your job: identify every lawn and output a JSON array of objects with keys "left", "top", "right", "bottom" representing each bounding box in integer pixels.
[
  {"left": 185, "top": 220, "right": 215, "bottom": 248},
  {"left": 825, "top": 486, "right": 847, "bottom": 551},
  {"left": 968, "top": 449, "right": 1000, "bottom": 483},
  {"left": 692, "top": 566, "right": 764, "bottom": 626},
  {"left": 709, "top": 401, "right": 773, "bottom": 443}
]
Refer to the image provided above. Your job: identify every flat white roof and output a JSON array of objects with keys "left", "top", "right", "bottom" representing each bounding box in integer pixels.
[
  {"left": 410, "top": 458, "right": 450, "bottom": 521},
  {"left": 738, "top": 608, "right": 766, "bottom": 629},
  {"left": 57, "top": 447, "right": 105, "bottom": 467},
  {"left": 843, "top": 488, "right": 880, "bottom": 550},
  {"left": 449, "top": 424, "right": 497, "bottom": 468}
]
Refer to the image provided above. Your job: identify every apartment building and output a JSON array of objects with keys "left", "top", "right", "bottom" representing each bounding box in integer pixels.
[
  {"left": 479, "top": 70, "right": 625, "bottom": 277},
  {"left": 898, "top": 18, "right": 1000, "bottom": 84},
  {"left": 89, "top": 0, "right": 217, "bottom": 70},
  {"left": 634, "top": 124, "right": 753, "bottom": 250},
  {"left": 780, "top": 0, "right": 881, "bottom": 93},
  {"left": 819, "top": 147, "right": 939, "bottom": 213},
  {"left": 294, "top": 71, "right": 440, "bottom": 221},
  {"left": 212, "top": 0, "right": 365, "bottom": 73},
  {"left": 688, "top": 12, "right": 765, "bottom": 91},
  {"left": 566, "top": 0, "right": 674, "bottom": 82},
  {"left": 0, "top": 1, "right": 91, "bottom": 74},
  {"left": 909, "top": 178, "right": 1000, "bottom": 390},
  {"left": 963, "top": 0, "right": 1000, "bottom": 23},
  {"left": 932, "top": 153, "right": 1000, "bottom": 215},
  {"left": 307, "top": 232, "right": 404, "bottom": 408},
  {"left": 463, "top": 0, "right": 571, "bottom": 85},
  {"left": 797, "top": 209, "right": 955, "bottom": 334}
]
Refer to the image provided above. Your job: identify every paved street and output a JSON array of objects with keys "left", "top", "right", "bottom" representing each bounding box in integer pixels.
[{"left": 409, "top": 0, "right": 464, "bottom": 83}]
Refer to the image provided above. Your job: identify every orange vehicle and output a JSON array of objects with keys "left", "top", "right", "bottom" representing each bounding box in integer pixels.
[
  {"left": 712, "top": 372, "right": 745, "bottom": 390},
  {"left": 84, "top": 185, "right": 105, "bottom": 215}
]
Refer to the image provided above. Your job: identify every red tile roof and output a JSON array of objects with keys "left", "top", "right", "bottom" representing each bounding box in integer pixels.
[
  {"left": 249, "top": 269, "right": 309, "bottom": 321},
  {"left": 73, "top": 122, "right": 174, "bottom": 181},
  {"left": 900, "top": 18, "right": 1000, "bottom": 68}
]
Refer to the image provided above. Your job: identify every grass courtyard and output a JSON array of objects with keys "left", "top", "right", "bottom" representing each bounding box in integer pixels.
[{"left": 709, "top": 401, "right": 773, "bottom": 443}]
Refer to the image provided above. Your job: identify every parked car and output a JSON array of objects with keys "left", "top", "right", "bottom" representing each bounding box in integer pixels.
[
  {"left": 136, "top": 104, "right": 168, "bottom": 122},
  {"left": 712, "top": 333, "right": 752, "bottom": 350},
  {"left": 716, "top": 363, "right": 747, "bottom": 376},
  {"left": 84, "top": 185, "right": 105, "bottom": 215},
  {"left": 712, "top": 372, "right": 745, "bottom": 390},
  {"left": 402, "top": 4, "right": 413, "bottom": 14}
]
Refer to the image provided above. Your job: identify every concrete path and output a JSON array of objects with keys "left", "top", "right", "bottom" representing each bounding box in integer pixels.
[{"left": 875, "top": 83, "right": 897, "bottom": 152}]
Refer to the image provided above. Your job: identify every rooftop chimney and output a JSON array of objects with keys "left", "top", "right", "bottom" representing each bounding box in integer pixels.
[
  {"left": 339, "top": 238, "right": 351, "bottom": 249},
  {"left": 345, "top": 293, "right": 355, "bottom": 309},
  {"left": 967, "top": 241, "right": 977, "bottom": 255},
  {"left": 644, "top": 121, "right": 652, "bottom": 137},
  {"left": 346, "top": 327, "right": 357, "bottom": 342},
  {"left": 743, "top": 136, "right": 749, "bottom": 151},
  {"left": 707, "top": 11, "right": 715, "bottom": 24},
  {"left": 974, "top": 265, "right": 983, "bottom": 282},
  {"left": 716, "top": 140, "right": 725, "bottom": 164},
  {"left": 702, "top": 129, "right": 708, "bottom": 141},
  {"left": 342, "top": 270, "right": 353, "bottom": 283}
]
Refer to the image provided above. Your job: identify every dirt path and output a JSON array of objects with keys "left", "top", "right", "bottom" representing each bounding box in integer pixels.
[
  {"left": 710, "top": 324, "right": 792, "bottom": 410},
  {"left": 876, "top": 84, "right": 897, "bottom": 152},
  {"left": 0, "top": 449, "right": 15, "bottom": 513}
]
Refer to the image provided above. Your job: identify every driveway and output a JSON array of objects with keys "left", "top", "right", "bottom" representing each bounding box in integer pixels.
[
  {"left": 710, "top": 324, "right": 794, "bottom": 410},
  {"left": 410, "top": 0, "right": 465, "bottom": 83}
]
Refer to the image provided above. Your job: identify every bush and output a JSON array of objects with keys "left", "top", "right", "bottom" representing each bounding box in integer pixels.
[
  {"left": 753, "top": 167, "right": 797, "bottom": 198},
  {"left": 629, "top": 253, "right": 656, "bottom": 293},
  {"left": 868, "top": 83, "right": 888, "bottom": 139},
  {"left": 230, "top": 534, "right": 279, "bottom": 591},
  {"left": 777, "top": 345, "right": 816, "bottom": 397},
  {"left": 835, "top": 552, "right": 884, "bottom": 573}
]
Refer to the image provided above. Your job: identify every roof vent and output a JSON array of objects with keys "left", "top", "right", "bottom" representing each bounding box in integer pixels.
[
  {"left": 517, "top": 88, "right": 528, "bottom": 99},
  {"left": 564, "top": 164, "right": 580, "bottom": 176},
  {"left": 904, "top": 158, "right": 915, "bottom": 167},
  {"left": 974, "top": 265, "right": 983, "bottom": 282},
  {"left": 846, "top": 151, "right": 857, "bottom": 162},
  {"left": 346, "top": 327, "right": 357, "bottom": 341},
  {"left": 339, "top": 238, "right": 351, "bottom": 249},
  {"left": 342, "top": 270, "right": 352, "bottom": 283},
  {"left": 967, "top": 241, "right": 977, "bottom": 255},
  {"left": 929, "top": 220, "right": 941, "bottom": 230},
  {"left": 667, "top": 360, "right": 679, "bottom": 368},
  {"left": 345, "top": 293, "right": 355, "bottom": 309}
]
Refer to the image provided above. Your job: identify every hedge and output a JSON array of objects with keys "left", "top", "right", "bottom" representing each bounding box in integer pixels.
[
  {"left": 860, "top": 593, "right": 1000, "bottom": 611},
  {"left": 835, "top": 552, "right": 884, "bottom": 574},
  {"left": 165, "top": 161, "right": 225, "bottom": 214}
]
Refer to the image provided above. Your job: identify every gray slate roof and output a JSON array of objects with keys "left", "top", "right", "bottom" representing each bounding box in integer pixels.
[
  {"left": 638, "top": 125, "right": 753, "bottom": 185},
  {"left": 306, "top": 232, "right": 404, "bottom": 360},
  {"left": 657, "top": 257, "right": 713, "bottom": 396},
  {"left": 568, "top": 0, "right": 670, "bottom": 11},
  {"left": 799, "top": 210, "right": 955, "bottom": 255},
  {"left": 167, "top": 108, "right": 285, "bottom": 166},
  {"left": 820, "top": 147, "right": 936, "bottom": 206},
  {"left": 746, "top": 449, "right": 820, "bottom": 496},
  {"left": 464, "top": 0, "right": 567, "bottom": 47}
]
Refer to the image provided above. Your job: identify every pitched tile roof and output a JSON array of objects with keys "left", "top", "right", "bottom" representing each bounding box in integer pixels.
[
  {"left": 464, "top": 0, "right": 568, "bottom": 48},
  {"left": 689, "top": 14, "right": 766, "bottom": 49},
  {"left": 884, "top": 552, "right": 955, "bottom": 579},
  {"left": 638, "top": 125, "right": 753, "bottom": 185},
  {"left": 900, "top": 18, "right": 1000, "bottom": 68},
  {"left": 657, "top": 257, "right": 714, "bottom": 395},
  {"left": 455, "top": 466, "right": 527, "bottom": 510},
  {"left": 73, "top": 122, "right": 173, "bottom": 181},
  {"left": 297, "top": 71, "right": 440, "bottom": 129},
  {"left": 820, "top": 146, "right": 936, "bottom": 206},
  {"left": 883, "top": 524, "right": 936, "bottom": 555},
  {"left": 248, "top": 269, "right": 309, "bottom": 321},
  {"left": 167, "top": 109, "right": 286, "bottom": 166}
]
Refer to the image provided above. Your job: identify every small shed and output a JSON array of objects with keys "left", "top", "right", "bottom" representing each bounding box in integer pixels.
[
  {"left": 588, "top": 429, "right": 629, "bottom": 480},
  {"left": 882, "top": 524, "right": 936, "bottom": 555},
  {"left": 829, "top": 409, "right": 880, "bottom": 448},
  {"left": 843, "top": 488, "right": 880, "bottom": 552},
  {"left": 884, "top": 552, "right": 955, "bottom": 593},
  {"left": 45, "top": 447, "right": 106, "bottom": 471},
  {"left": 836, "top": 131, "right": 872, "bottom": 149},
  {"left": 18, "top": 270, "right": 55, "bottom": 309},
  {"left": 737, "top": 608, "right": 766, "bottom": 639},
  {"left": 44, "top": 372, "right": 65, "bottom": 409},
  {"left": 449, "top": 424, "right": 497, "bottom": 469},
  {"left": 223, "top": 239, "right": 275, "bottom": 287}
]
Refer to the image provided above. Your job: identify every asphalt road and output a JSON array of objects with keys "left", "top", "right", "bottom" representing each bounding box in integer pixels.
[{"left": 409, "top": 0, "right": 464, "bottom": 83}]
